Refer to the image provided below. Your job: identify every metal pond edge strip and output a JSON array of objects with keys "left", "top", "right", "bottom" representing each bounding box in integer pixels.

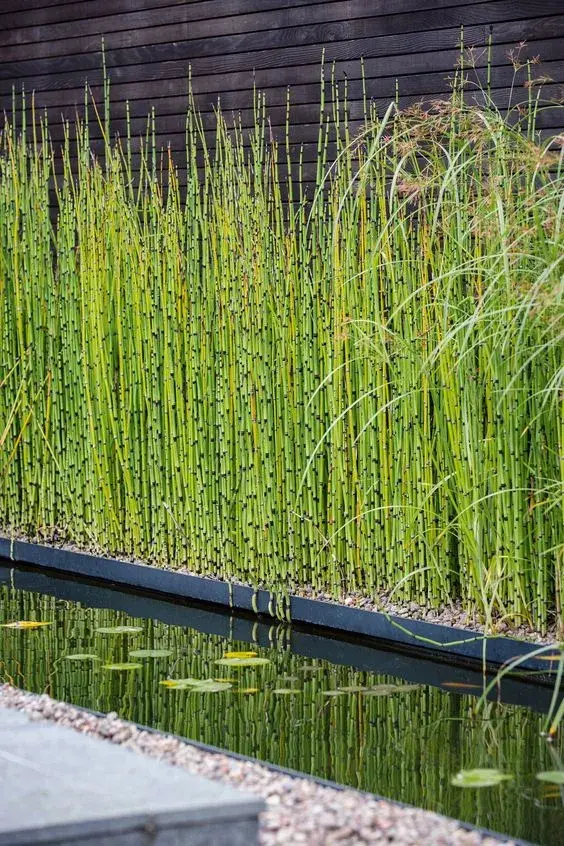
[
  {"left": 0, "top": 690, "right": 536, "bottom": 846},
  {"left": 0, "top": 536, "right": 556, "bottom": 674}
]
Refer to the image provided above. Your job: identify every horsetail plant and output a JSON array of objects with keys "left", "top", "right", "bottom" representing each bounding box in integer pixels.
[{"left": 0, "top": 59, "right": 562, "bottom": 633}]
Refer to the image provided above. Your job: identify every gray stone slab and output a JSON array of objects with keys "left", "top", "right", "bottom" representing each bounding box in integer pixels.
[
  {"left": 0, "top": 706, "right": 263, "bottom": 845},
  {"left": 0, "top": 707, "right": 33, "bottom": 728}
]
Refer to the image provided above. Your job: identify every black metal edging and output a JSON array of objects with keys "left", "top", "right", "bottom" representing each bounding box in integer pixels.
[
  {"left": 0, "top": 537, "right": 556, "bottom": 674},
  {"left": 3, "top": 689, "right": 535, "bottom": 846}
]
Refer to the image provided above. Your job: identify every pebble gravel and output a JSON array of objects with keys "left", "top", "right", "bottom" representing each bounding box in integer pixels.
[{"left": 0, "top": 684, "right": 515, "bottom": 846}]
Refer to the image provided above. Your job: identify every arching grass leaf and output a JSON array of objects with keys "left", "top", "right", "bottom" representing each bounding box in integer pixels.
[
  {"left": 2, "top": 620, "right": 51, "bottom": 629},
  {"left": 536, "top": 771, "right": 564, "bottom": 784},
  {"left": 64, "top": 653, "right": 100, "bottom": 661},
  {"left": 128, "top": 649, "right": 173, "bottom": 658},
  {"left": 451, "top": 769, "right": 513, "bottom": 788},
  {"left": 215, "top": 657, "right": 271, "bottom": 668},
  {"left": 102, "top": 662, "right": 142, "bottom": 671},
  {"left": 95, "top": 626, "right": 143, "bottom": 635}
]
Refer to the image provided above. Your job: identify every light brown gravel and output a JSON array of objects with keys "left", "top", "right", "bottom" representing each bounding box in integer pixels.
[{"left": 0, "top": 684, "right": 515, "bottom": 846}]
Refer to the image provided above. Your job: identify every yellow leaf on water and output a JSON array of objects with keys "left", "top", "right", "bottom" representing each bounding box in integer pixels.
[{"left": 1, "top": 620, "right": 51, "bottom": 630}]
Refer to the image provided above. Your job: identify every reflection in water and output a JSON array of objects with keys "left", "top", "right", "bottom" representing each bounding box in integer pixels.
[{"left": 0, "top": 579, "right": 562, "bottom": 845}]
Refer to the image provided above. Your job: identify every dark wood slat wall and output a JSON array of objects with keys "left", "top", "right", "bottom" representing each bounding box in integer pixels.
[{"left": 1, "top": 0, "right": 562, "bottom": 188}]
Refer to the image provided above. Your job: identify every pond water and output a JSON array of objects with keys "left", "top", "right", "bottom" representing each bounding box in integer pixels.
[{"left": 0, "top": 563, "right": 562, "bottom": 846}]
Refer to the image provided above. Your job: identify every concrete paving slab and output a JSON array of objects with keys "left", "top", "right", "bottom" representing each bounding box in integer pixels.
[
  {"left": 0, "top": 706, "right": 263, "bottom": 845},
  {"left": 0, "top": 707, "right": 32, "bottom": 728}
]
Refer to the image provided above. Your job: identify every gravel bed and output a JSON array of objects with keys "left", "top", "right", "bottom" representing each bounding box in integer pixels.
[
  {"left": 3, "top": 533, "right": 560, "bottom": 645},
  {"left": 0, "top": 684, "right": 515, "bottom": 846},
  {"left": 293, "top": 586, "right": 560, "bottom": 646}
]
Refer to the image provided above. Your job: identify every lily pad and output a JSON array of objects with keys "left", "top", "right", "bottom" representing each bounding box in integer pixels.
[
  {"left": 95, "top": 626, "right": 143, "bottom": 635},
  {"left": 128, "top": 649, "right": 173, "bottom": 659},
  {"left": 536, "top": 771, "right": 564, "bottom": 784},
  {"left": 1, "top": 620, "right": 51, "bottom": 630},
  {"left": 190, "top": 680, "right": 232, "bottom": 693},
  {"left": 363, "top": 684, "right": 421, "bottom": 696},
  {"left": 338, "top": 685, "right": 370, "bottom": 693},
  {"left": 451, "top": 769, "right": 513, "bottom": 788},
  {"left": 223, "top": 651, "right": 258, "bottom": 659},
  {"left": 160, "top": 678, "right": 232, "bottom": 692},
  {"left": 215, "top": 657, "right": 271, "bottom": 668},
  {"left": 64, "top": 654, "right": 100, "bottom": 661},
  {"left": 102, "top": 662, "right": 142, "bottom": 671},
  {"left": 272, "top": 688, "right": 301, "bottom": 695}
]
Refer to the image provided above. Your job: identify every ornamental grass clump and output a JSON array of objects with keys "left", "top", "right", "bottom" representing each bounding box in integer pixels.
[{"left": 0, "top": 66, "right": 562, "bottom": 632}]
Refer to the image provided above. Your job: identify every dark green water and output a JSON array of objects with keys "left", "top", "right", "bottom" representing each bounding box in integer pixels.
[{"left": 0, "top": 565, "right": 562, "bottom": 845}]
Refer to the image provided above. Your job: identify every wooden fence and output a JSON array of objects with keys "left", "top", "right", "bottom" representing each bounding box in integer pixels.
[{"left": 1, "top": 0, "right": 562, "bottom": 187}]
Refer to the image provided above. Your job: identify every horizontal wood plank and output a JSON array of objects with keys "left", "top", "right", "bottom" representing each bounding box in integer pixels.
[{"left": 1, "top": 1, "right": 562, "bottom": 169}]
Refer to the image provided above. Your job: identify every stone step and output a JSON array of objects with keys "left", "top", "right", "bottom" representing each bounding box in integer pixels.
[{"left": 0, "top": 705, "right": 263, "bottom": 845}]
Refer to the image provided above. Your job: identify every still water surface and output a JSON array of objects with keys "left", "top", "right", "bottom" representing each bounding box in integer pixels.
[{"left": 0, "top": 564, "right": 562, "bottom": 845}]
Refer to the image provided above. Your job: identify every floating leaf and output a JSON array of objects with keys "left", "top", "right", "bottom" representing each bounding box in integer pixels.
[
  {"left": 215, "top": 657, "right": 271, "bottom": 668},
  {"left": 323, "top": 690, "right": 345, "bottom": 697},
  {"left": 64, "top": 653, "right": 100, "bottom": 661},
  {"left": 190, "top": 680, "right": 232, "bottom": 693},
  {"left": 128, "top": 649, "right": 173, "bottom": 659},
  {"left": 160, "top": 677, "right": 231, "bottom": 692},
  {"left": 95, "top": 626, "right": 143, "bottom": 635},
  {"left": 223, "top": 651, "right": 257, "bottom": 659},
  {"left": 281, "top": 676, "right": 299, "bottom": 683},
  {"left": 451, "top": 769, "right": 513, "bottom": 788},
  {"left": 536, "top": 771, "right": 564, "bottom": 784},
  {"left": 238, "top": 688, "right": 259, "bottom": 694},
  {"left": 2, "top": 620, "right": 51, "bottom": 630},
  {"left": 338, "top": 685, "right": 370, "bottom": 693},
  {"left": 272, "top": 688, "right": 301, "bottom": 695},
  {"left": 363, "top": 684, "right": 421, "bottom": 697},
  {"left": 103, "top": 662, "right": 142, "bottom": 671}
]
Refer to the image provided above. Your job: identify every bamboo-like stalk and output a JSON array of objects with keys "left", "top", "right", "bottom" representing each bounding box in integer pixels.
[{"left": 0, "top": 60, "right": 561, "bottom": 632}]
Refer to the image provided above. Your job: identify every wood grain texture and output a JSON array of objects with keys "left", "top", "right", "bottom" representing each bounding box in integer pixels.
[{"left": 1, "top": 1, "right": 562, "bottom": 175}]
